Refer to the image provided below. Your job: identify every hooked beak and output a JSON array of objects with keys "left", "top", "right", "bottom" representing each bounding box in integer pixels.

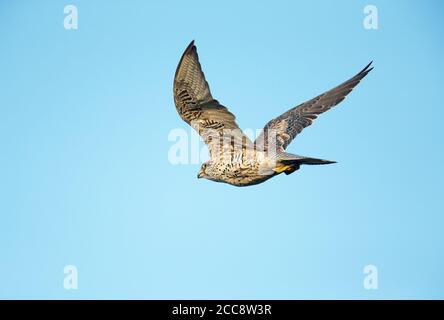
[{"left": 197, "top": 171, "right": 204, "bottom": 179}]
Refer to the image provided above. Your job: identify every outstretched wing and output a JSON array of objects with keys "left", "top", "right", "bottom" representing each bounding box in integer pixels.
[
  {"left": 173, "top": 41, "right": 252, "bottom": 158},
  {"left": 255, "top": 62, "right": 373, "bottom": 153}
]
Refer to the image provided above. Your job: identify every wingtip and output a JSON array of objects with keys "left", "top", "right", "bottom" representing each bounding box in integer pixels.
[
  {"left": 359, "top": 61, "right": 374, "bottom": 74},
  {"left": 174, "top": 40, "right": 197, "bottom": 80},
  {"left": 185, "top": 40, "right": 196, "bottom": 53}
]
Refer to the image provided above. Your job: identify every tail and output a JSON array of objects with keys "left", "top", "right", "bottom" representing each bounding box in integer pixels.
[{"left": 274, "top": 152, "right": 336, "bottom": 175}]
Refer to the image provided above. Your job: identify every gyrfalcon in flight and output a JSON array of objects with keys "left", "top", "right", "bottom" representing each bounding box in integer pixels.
[{"left": 173, "top": 41, "right": 372, "bottom": 187}]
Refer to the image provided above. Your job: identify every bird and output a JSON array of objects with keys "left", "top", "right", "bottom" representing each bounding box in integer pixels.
[{"left": 173, "top": 41, "right": 372, "bottom": 187}]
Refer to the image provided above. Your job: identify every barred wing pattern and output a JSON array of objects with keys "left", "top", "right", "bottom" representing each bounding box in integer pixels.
[
  {"left": 256, "top": 62, "right": 373, "bottom": 153},
  {"left": 173, "top": 41, "right": 252, "bottom": 159}
]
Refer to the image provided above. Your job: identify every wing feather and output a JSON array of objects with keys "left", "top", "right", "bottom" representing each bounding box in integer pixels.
[
  {"left": 255, "top": 62, "right": 373, "bottom": 152},
  {"left": 173, "top": 41, "right": 252, "bottom": 159}
]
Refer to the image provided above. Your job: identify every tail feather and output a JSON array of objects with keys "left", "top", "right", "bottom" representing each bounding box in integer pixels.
[
  {"left": 273, "top": 152, "right": 336, "bottom": 175},
  {"left": 277, "top": 152, "right": 336, "bottom": 165},
  {"left": 293, "top": 157, "right": 336, "bottom": 165}
]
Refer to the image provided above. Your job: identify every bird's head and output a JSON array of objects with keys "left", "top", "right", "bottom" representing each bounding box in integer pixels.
[{"left": 197, "top": 162, "right": 209, "bottom": 179}]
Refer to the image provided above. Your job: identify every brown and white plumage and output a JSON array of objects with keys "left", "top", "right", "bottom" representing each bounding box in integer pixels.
[
  {"left": 173, "top": 41, "right": 373, "bottom": 187},
  {"left": 173, "top": 41, "right": 252, "bottom": 155},
  {"left": 255, "top": 62, "right": 373, "bottom": 153}
]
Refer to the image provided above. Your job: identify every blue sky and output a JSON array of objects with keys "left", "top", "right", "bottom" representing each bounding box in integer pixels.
[{"left": 0, "top": 0, "right": 443, "bottom": 299}]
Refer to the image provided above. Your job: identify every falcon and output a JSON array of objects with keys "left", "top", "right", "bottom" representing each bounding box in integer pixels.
[{"left": 173, "top": 41, "right": 372, "bottom": 187}]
